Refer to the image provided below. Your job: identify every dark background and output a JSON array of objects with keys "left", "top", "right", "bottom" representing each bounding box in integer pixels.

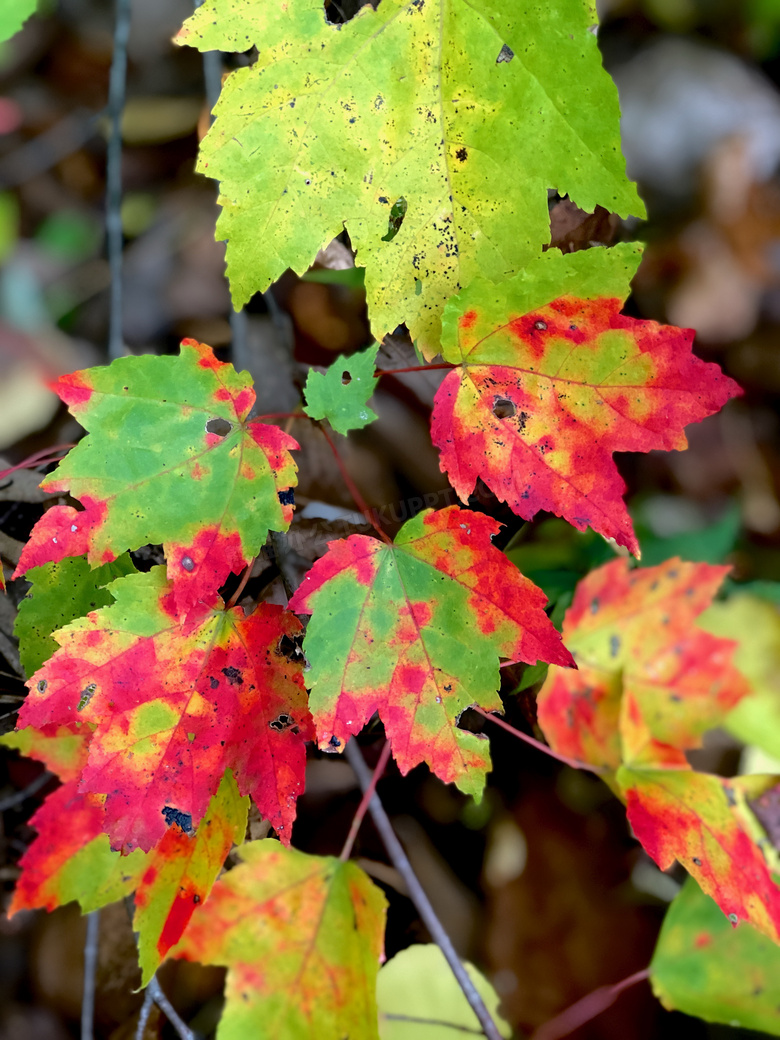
[{"left": 0, "top": 0, "right": 779, "bottom": 1036}]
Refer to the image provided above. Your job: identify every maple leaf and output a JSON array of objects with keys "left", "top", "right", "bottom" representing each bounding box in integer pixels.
[
  {"left": 17, "top": 567, "right": 313, "bottom": 852},
  {"left": 171, "top": 839, "right": 387, "bottom": 1040},
  {"left": 431, "top": 247, "right": 741, "bottom": 553},
  {"left": 536, "top": 558, "right": 780, "bottom": 943},
  {"left": 8, "top": 767, "right": 248, "bottom": 982},
  {"left": 621, "top": 769, "right": 780, "bottom": 944},
  {"left": 15, "top": 555, "right": 136, "bottom": 677},
  {"left": 175, "top": 0, "right": 642, "bottom": 357},
  {"left": 537, "top": 558, "right": 749, "bottom": 771},
  {"left": 290, "top": 506, "right": 573, "bottom": 797},
  {"left": 14, "top": 340, "right": 298, "bottom": 618},
  {"left": 650, "top": 877, "right": 780, "bottom": 1034},
  {"left": 303, "top": 344, "right": 379, "bottom": 435}
]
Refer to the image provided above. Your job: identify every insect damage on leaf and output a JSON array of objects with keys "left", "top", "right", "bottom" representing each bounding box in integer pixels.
[
  {"left": 170, "top": 840, "right": 387, "bottom": 1040},
  {"left": 175, "top": 0, "right": 642, "bottom": 357},
  {"left": 14, "top": 340, "right": 298, "bottom": 619},
  {"left": 432, "top": 247, "right": 740, "bottom": 554},
  {"left": 290, "top": 505, "right": 573, "bottom": 798},
  {"left": 16, "top": 567, "right": 313, "bottom": 853}
]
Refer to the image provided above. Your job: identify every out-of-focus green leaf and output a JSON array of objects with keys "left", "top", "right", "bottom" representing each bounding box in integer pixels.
[
  {"left": 0, "top": 0, "right": 37, "bottom": 43},
  {"left": 651, "top": 876, "right": 780, "bottom": 1034},
  {"left": 377, "top": 944, "right": 511, "bottom": 1040},
  {"left": 633, "top": 500, "right": 741, "bottom": 567},
  {"left": 302, "top": 267, "right": 366, "bottom": 289}
]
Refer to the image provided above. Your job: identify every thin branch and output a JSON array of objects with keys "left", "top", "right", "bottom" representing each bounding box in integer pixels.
[
  {"left": 383, "top": 1013, "right": 484, "bottom": 1035},
  {"left": 531, "top": 968, "right": 650, "bottom": 1040},
  {"left": 135, "top": 985, "right": 155, "bottom": 1040},
  {"left": 145, "top": 976, "right": 195, "bottom": 1040},
  {"left": 344, "top": 741, "right": 504, "bottom": 1040},
  {"left": 472, "top": 706, "right": 607, "bottom": 775},
  {"left": 226, "top": 554, "right": 258, "bottom": 609},
  {"left": 340, "top": 739, "right": 391, "bottom": 862},
  {"left": 106, "top": 0, "right": 132, "bottom": 360},
  {"left": 269, "top": 531, "right": 298, "bottom": 601},
  {"left": 375, "top": 363, "right": 455, "bottom": 376},
  {"left": 81, "top": 910, "right": 100, "bottom": 1040},
  {"left": 319, "top": 423, "right": 392, "bottom": 544},
  {"left": 0, "top": 770, "right": 52, "bottom": 812},
  {"left": 0, "top": 443, "right": 75, "bottom": 481}
]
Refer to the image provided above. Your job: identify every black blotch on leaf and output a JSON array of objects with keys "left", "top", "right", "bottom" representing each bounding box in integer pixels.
[
  {"left": 278, "top": 488, "right": 295, "bottom": 506},
  {"left": 162, "top": 806, "right": 193, "bottom": 833},
  {"left": 455, "top": 147, "right": 468, "bottom": 162},
  {"left": 329, "top": 735, "right": 342, "bottom": 749},
  {"left": 193, "top": 894, "right": 201, "bottom": 904},
  {"left": 206, "top": 417, "right": 232, "bottom": 437},
  {"left": 221, "top": 666, "right": 244, "bottom": 686}
]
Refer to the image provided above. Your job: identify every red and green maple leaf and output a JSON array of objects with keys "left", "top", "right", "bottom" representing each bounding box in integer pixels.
[
  {"left": 537, "top": 558, "right": 749, "bottom": 771},
  {"left": 430, "top": 247, "right": 740, "bottom": 554},
  {"left": 16, "top": 567, "right": 313, "bottom": 852},
  {"left": 8, "top": 760, "right": 248, "bottom": 982},
  {"left": 289, "top": 505, "right": 573, "bottom": 797},
  {"left": 14, "top": 340, "right": 298, "bottom": 617},
  {"left": 170, "top": 839, "right": 387, "bottom": 1040},
  {"left": 536, "top": 558, "right": 780, "bottom": 944}
]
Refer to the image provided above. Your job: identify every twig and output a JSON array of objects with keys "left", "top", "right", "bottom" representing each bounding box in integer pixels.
[
  {"left": 81, "top": 910, "right": 100, "bottom": 1040},
  {"left": 472, "top": 706, "right": 607, "bottom": 776},
  {"left": 319, "top": 423, "right": 392, "bottom": 544},
  {"left": 145, "top": 976, "right": 195, "bottom": 1040},
  {"left": 0, "top": 443, "right": 75, "bottom": 481},
  {"left": 106, "top": 0, "right": 132, "bottom": 360},
  {"left": 135, "top": 984, "right": 155, "bottom": 1040},
  {"left": 383, "top": 1013, "right": 484, "bottom": 1034},
  {"left": 345, "top": 741, "right": 504, "bottom": 1040},
  {"left": 0, "top": 770, "right": 52, "bottom": 812},
  {"left": 531, "top": 968, "right": 650, "bottom": 1040},
  {"left": 269, "top": 531, "right": 298, "bottom": 601},
  {"left": 375, "top": 363, "right": 455, "bottom": 376},
  {"left": 226, "top": 554, "right": 257, "bottom": 609},
  {"left": 339, "top": 739, "right": 391, "bottom": 861}
]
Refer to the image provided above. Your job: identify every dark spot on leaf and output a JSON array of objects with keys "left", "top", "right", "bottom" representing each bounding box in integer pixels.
[
  {"left": 496, "top": 43, "right": 514, "bottom": 63},
  {"left": 609, "top": 635, "right": 620, "bottom": 657},
  {"left": 221, "top": 666, "right": 243, "bottom": 686},
  {"left": 455, "top": 147, "right": 468, "bottom": 162},
  {"left": 278, "top": 488, "right": 295, "bottom": 506},
  {"left": 692, "top": 856, "right": 702, "bottom": 865},
  {"left": 205, "top": 417, "right": 232, "bottom": 437},
  {"left": 329, "top": 735, "right": 341, "bottom": 748},
  {"left": 590, "top": 598, "right": 599, "bottom": 615},
  {"left": 193, "top": 894, "right": 201, "bottom": 904},
  {"left": 492, "top": 398, "right": 516, "bottom": 419},
  {"left": 77, "top": 683, "right": 97, "bottom": 711},
  {"left": 209, "top": 676, "right": 219, "bottom": 689},
  {"left": 162, "top": 806, "right": 193, "bottom": 833},
  {"left": 181, "top": 555, "right": 195, "bottom": 572}
]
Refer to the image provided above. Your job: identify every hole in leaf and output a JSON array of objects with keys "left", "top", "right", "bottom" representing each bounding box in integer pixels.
[
  {"left": 276, "top": 634, "right": 303, "bottom": 661},
  {"left": 533, "top": 320, "right": 548, "bottom": 331},
  {"left": 382, "top": 197, "right": 407, "bottom": 242},
  {"left": 341, "top": 371, "right": 352, "bottom": 385},
  {"left": 206, "top": 417, "right": 232, "bottom": 437},
  {"left": 181, "top": 555, "right": 195, "bottom": 572},
  {"left": 269, "top": 713, "right": 295, "bottom": 732},
  {"left": 278, "top": 488, "right": 295, "bottom": 506},
  {"left": 492, "top": 398, "right": 516, "bottom": 419},
  {"left": 36, "top": 679, "right": 47, "bottom": 693},
  {"left": 77, "top": 683, "right": 97, "bottom": 711},
  {"left": 496, "top": 43, "right": 514, "bottom": 63}
]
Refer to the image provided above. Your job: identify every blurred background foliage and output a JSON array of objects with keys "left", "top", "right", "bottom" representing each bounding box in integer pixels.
[{"left": 1, "top": 0, "right": 780, "bottom": 1037}]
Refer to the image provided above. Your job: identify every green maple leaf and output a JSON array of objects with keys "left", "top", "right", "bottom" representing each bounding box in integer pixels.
[
  {"left": 303, "top": 344, "right": 379, "bottom": 435},
  {"left": 176, "top": 0, "right": 643, "bottom": 356}
]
